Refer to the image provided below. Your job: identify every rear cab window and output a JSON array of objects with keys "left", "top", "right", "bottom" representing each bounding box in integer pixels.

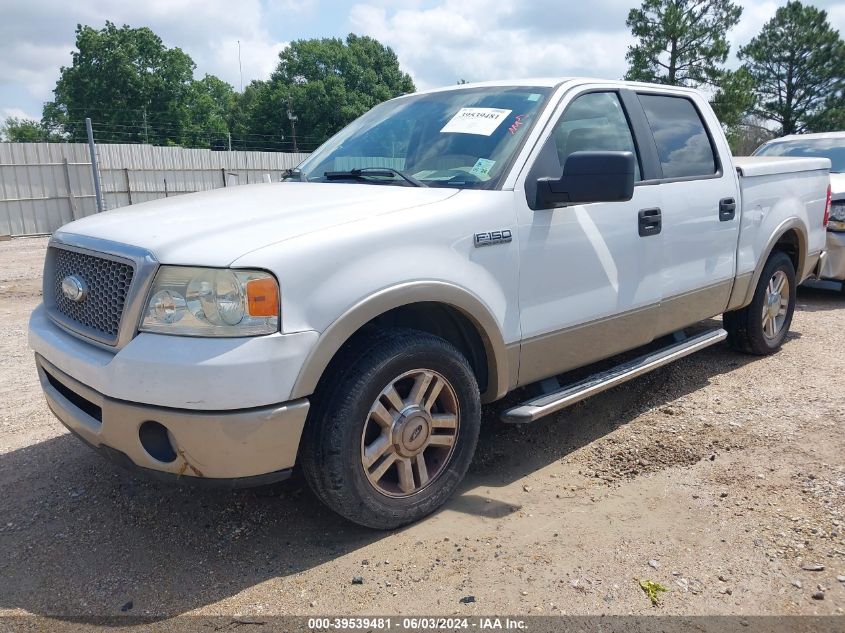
[{"left": 637, "top": 94, "right": 719, "bottom": 180}]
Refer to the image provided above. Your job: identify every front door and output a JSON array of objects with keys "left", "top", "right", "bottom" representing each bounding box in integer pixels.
[{"left": 515, "top": 89, "right": 664, "bottom": 386}]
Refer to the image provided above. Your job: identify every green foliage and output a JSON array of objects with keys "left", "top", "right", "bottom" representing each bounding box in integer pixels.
[
  {"left": 711, "top": 68, "right": 757, "bottom": 129},
  {"left": 40, "top": 22, "right": 241, "bottom": 149},
  {"left": 739, "top": 1, "right": 845, "bottom": 135},
  {"left": 1, "top": 117, "right": 63, "bottom": 142},
  {"left": 239, "top": 34, "right": 416, "bottom": 149},
  {"left": 625, "top": 0, "right": 742, "bottom": 86},
  {"left": 638, "top": 579, "right": 668, "bottom": 606},
  {"left": 229, "top": 79, "right": 290, "bottom": 148},
  {"left": 38, "top": 26, "right": 415, "bottom": 151},
  {"left": 183, "top": 75, "right": 238, "bottom": 149},
  {"left": 806, "top": 90, "right": 845, "bottom": 133}
]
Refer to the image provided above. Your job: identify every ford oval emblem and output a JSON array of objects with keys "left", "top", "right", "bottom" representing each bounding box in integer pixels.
[
  {"left": 61, "top": 275, "right": 88, "bottom": 303},
  {"left": 409, "top": 424, "right": 424, "bottom": 442}
]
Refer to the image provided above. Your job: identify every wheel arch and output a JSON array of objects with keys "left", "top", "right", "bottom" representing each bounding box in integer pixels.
[
  {"left": 289, "top": 281, "right": 511, "bottom": 404},
  {"left": 730, "top": 219, "right": 808, "bottom": 310}
]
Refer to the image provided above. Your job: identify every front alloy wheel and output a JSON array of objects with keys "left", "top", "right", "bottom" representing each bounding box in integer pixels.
[
  {"left": 362, "top": 369, "right": 459, "bottom": 497},
  {"left": 300, "top": 328, "right": 481, "bottom": 529}
]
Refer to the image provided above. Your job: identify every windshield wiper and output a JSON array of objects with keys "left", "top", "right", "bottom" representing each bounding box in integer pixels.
[
  {"left": 281, "top": 168, "right": 305, "bottom": 181},
  {"left": 324, "top": 167, "right": 428, "bottom": 188}
]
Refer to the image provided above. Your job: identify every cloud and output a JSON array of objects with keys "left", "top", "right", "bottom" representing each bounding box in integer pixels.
[
  {"left": 733, "top": 0, "right": 845, "bottom": 51},
  {"left": 0, "top": 0, "right": 287, "bottom": 116},
  {"left": 350, "top": 0, "right": 845, "bottom": 90},
  {"left": 2, "top": 0, "right": 845, "bottom": 119},
  {"left": 0, "top": 107, "right": 38, "bottom": 122},
  {"left": 349, "top": 0, "right": 635, "bottom": 89}
]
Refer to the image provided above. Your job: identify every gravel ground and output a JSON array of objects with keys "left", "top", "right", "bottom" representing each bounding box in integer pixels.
[{"left": 0, "top": 237, "right": 843, "bottom": 620}]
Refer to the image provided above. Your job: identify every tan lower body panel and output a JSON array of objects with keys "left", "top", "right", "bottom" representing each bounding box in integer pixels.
[
  {"left": 654, "top": 280, "right": 733, "bottom": 336},
  {"left": 36, "top": 354, "right": 309, "bottom": 480},
  {"left": 726, "top": 272, "right": 754, "bottom": 312},
  {"left": 517, "top": 280, "right": 733, "bottom": 387}
]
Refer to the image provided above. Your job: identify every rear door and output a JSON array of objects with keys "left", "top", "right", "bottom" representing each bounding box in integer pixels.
[{"left": 633, "top": 92, "right": 740, "bottom": 335}]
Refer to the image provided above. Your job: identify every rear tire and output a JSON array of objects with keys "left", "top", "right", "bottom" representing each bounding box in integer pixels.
[
  {"left": 299, "top": 327, "right": 481, "bottom": 529},
  {"left": 724, "top": 251, "right": 796, "bottom": 355}
]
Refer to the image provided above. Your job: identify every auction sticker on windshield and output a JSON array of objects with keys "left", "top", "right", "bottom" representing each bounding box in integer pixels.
[
  {"left": 441, "top": 107, "right": 513, "bottom": 136},
  {"left": 469, "top": 158, "right": 496, "bottom": 178}
]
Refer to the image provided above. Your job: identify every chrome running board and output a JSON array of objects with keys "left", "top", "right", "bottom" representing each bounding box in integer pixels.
[{"left": 501, "top": 328, "right": 727, "bottom": 424}]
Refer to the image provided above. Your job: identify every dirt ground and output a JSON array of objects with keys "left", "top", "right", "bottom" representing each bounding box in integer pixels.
[{"left": 0, "top": 236, "right": 843, "bottom": 621}]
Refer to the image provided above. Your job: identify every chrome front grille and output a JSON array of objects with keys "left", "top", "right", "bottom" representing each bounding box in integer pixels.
[{"left": 51, "top": 247, "right": 135, "bottom": 343}]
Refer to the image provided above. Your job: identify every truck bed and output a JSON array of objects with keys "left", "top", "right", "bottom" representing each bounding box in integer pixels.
[
  {"left": 733, "top": 155, "right": 831, "bottom": 177},
  {"left": 733, "top": 155, "right": 830, "bottom": 285}
]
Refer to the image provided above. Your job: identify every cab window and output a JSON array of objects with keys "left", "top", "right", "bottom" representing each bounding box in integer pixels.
[
  {"left": 638, "top": 94, "right": 718, "bottom": 179},
  {"left": 547, "top": 92, "right": 642, "bottom": 182}
]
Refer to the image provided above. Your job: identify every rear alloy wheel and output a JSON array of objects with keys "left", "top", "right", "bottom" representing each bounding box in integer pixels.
[
  {"left": 760, "top": 269, "right": 790, "bottom": 341},
  {"left": 724, "top": 251, "right": 796, "bottom": 355},
  {"left": 300, "top": 328, "right": 481, "bottom": 529}
]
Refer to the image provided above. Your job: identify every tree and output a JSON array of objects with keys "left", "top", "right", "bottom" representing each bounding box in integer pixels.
[
  {"left": 711, "top": 68, "right": 757, "bottom": 129},
  {"left": 806, "top": 90, "right": 845, "bottom": 133},
  {"left": 246, "top": 34, "right": 415, "bottom": 150},
  {"left": 230, "top": 79, "right": 292, "bottom": 150},
  {"left": 625, "top": 0, "right": 743, "bottom": 87},
  {"left": 183, "top": 75, "right": 237, "bottom": 149},
  {"left": 725, "top": 116, "right": 775, "bottom": 155},
  {"left": 42, "top": 22, "right": 235, "bottom": 147},
  {"left": 739, "top": 1, "right": 845, "bottom": 135},
  {"left": 1, "top": 117, "right": 63, "bottom": 142}
]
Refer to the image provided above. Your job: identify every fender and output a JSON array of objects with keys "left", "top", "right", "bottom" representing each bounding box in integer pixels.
[
  {"left": 289, "top": 281, "right": 511, "bottom": 403},
  {"left": 727, "top": 217, "right": 808, "bottom": 311}
]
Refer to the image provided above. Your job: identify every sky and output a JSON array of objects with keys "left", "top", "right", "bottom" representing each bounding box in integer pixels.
[{"left": 1, "top": 0, "right": 845, "bottom": 122}]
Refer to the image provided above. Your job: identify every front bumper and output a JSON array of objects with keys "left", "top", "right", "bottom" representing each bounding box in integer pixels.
[
  {"left": 28, "top": 303, "right": 319, "bottom": 410},
  {"left": 820, "top": 230, "right": 845, "bottom": 281},
  {"left": 36, "top": 353, "right": 310, "bottom": 483}
]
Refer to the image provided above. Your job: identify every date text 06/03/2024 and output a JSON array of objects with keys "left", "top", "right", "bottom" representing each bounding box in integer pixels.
[{"left": 306, "top": 617, "right": 528, "bottom": 630}]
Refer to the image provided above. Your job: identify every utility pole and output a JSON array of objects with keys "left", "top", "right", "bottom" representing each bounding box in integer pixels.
[
  {"left": 237, "top": 40, "right": 243, "bottom": 92},
  {"left": 142, "top": 107, "right": 149, "bottom": 145},
  {"left": 287, "top": 97, "right": 298, "bottom": 153},
  {"left": 228, "top": 132, "right": 232, "bottom": 152},
  {"left": 85, "top": 118, "right": 105, "bottom": 214}
]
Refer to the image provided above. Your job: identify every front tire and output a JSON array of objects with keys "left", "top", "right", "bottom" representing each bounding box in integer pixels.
[
  {"left": 724, "top": 251, "right": 796, "bottom": 355},
  {"left": 299, "top": 328, "right": 481, "bottom": 529}
]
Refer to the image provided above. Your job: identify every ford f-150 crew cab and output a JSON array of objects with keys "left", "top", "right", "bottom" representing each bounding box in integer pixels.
[{"left": 29, "top": 78, "right": 832, "bottom": 529}]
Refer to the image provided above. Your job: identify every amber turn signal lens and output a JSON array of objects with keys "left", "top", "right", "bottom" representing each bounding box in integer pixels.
[{"left": 246, "top": 277, "right": 279, "bottom": 317}]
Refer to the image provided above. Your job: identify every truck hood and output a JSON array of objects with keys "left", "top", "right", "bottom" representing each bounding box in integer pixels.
[{"left": 56, "top": 182, "right": 459, "bottom": 266}]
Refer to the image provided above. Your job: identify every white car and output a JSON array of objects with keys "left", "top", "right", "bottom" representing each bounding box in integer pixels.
[
  {"left": 754, "top": 131, "right": 845, "bottom": 293},
  {"left": 29, "top": 78, "right": 832, "bottom": 528}
]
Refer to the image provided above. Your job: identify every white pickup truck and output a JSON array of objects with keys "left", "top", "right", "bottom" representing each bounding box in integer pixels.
[{"left": 29, "top": 78, "right": 831, "bottom": 529}]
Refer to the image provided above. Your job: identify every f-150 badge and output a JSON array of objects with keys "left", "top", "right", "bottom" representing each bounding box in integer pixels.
[{"left": 474, "top": 230, "right": 513, "bottom": 247}]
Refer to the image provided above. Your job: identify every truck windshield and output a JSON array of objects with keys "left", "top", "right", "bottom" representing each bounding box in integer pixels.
[
  {"left": 296, "top": 86, "right": 552, "bottom": 189},
  {"left": 754, "top": 138, "right": 845, "bottom": 173}
]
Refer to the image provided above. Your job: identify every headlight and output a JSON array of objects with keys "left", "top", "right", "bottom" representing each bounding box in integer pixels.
[{"left": 140, "top": 267, "right": 279, "bottom": 336}]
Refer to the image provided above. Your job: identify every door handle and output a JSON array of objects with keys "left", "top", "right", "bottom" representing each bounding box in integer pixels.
[
  {"left": 719, "top": 197, "right": 737, "bottom": 221},
  {"left": 638, "top": 208, "right": 661, "bottom": 237}
]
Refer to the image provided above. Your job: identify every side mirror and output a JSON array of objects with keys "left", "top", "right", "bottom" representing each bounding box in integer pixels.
[{"left": 535, "top": 151, "right": 635, "bottom": 209}]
